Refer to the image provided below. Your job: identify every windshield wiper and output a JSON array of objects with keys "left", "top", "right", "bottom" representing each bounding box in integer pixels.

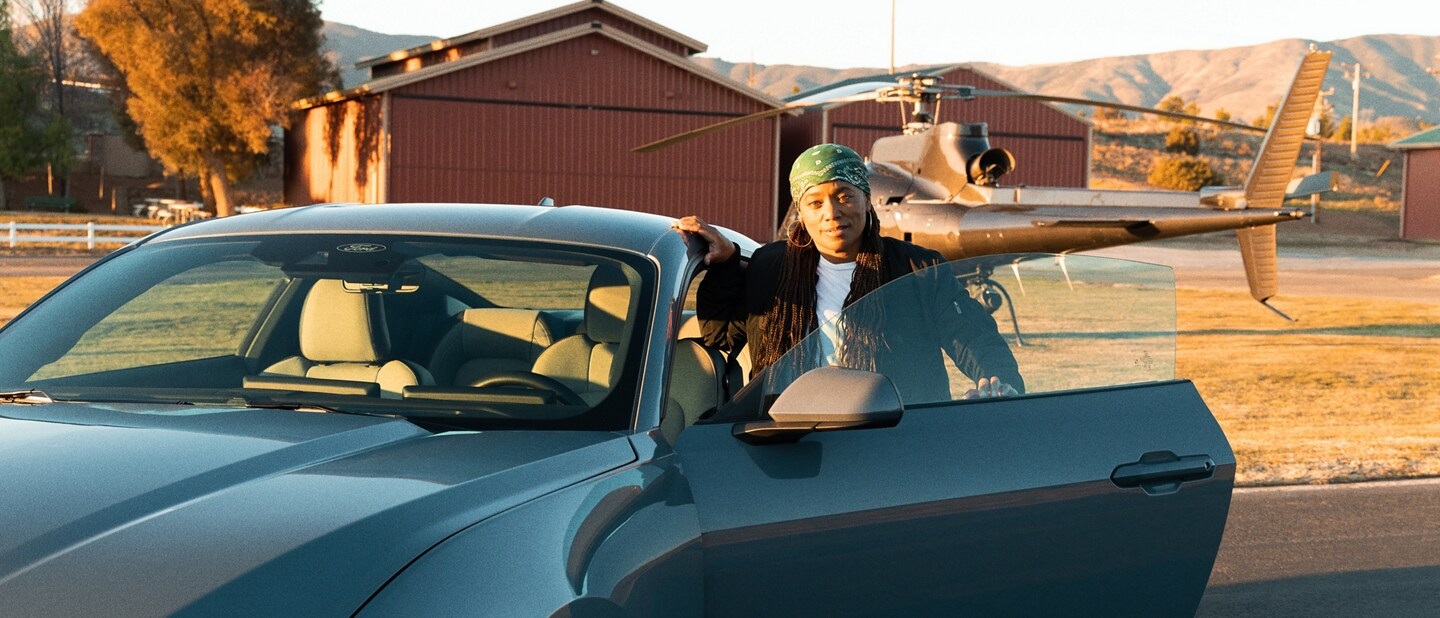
[
  {"left": 0, "top": 390, "right": 54, "bottom": 405},
  {"left": 238, "top": 399, "right": 405, "bottom": 420}
]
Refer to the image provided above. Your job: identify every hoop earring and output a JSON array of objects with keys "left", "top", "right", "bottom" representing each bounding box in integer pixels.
[{"left": 787, "top": 221, "right": 813, "bottom": 248}]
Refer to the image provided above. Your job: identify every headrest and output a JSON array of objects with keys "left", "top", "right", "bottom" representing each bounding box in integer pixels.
[
  {"left": 459, "top": 308, "right": 553, "bottom": 361},
  {"left": 584, "top": 266, "right": 631, "bottom": 344},
  {"left": 677, "top": 312, "right": 702, "bottom": 340},
  {"left": 300, "top": 279, "right": 391, "bottom": 363}
]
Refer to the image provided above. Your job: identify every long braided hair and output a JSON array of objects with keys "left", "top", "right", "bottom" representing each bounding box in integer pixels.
[{"left": 752, "top": 206, "right": 888, "bottom": 374}]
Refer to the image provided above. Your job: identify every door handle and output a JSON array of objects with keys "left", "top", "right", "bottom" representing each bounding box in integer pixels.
[{"left": 1111, "top": 451, "right": 1214, "bottom": 495}]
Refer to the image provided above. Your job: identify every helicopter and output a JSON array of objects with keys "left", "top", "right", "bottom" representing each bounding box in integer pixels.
[{"left": 637, "top": 50, "right": 1335, "bottom": 321}]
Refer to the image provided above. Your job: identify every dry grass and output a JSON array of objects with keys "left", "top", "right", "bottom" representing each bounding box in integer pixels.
[
  {"left": 3, "top": 275, "right": 1436, "bottom": 486},
  {"left": 1176, "top": 289, "right": 1440, "bottom": 486},
  {"left": 0, "top": 277, "right": 66, "bottom": 324}
]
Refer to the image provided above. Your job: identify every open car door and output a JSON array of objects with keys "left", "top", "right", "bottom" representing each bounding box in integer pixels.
[{"left": 674, "top": 253, "right": 1233, "bottom": 616}]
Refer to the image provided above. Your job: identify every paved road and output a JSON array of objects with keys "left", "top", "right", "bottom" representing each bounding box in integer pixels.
[
  {"left": 1199, "top": 478, "right": 1440, "bottom": 617},
  {"left": 0, "top": 256, "right": 98, "bottom": 277}
]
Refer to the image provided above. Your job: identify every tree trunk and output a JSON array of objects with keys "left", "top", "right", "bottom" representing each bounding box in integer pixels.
[
  {"left": 0, "top": 177, "right": 8, "bottom": 212},
  {"left": 202, "top": 153, "right": 235, "bottom": 217}
]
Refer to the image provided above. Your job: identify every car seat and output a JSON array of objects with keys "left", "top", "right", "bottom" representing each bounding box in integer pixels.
[
  {"left": 261, "top": 279, "right": 432, "bottom": 398},
  {"left": 427, "top": 308, "right": 556, "bottom": 386}
]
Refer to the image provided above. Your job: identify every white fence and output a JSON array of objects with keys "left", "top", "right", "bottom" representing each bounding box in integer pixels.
[{"left": 5, "top": 221, "right": 169, "bottom": 249}]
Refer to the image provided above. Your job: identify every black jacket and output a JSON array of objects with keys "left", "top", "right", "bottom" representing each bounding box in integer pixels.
[{"left": 698, "top": 237, "right": 1024, "bottom": 403}]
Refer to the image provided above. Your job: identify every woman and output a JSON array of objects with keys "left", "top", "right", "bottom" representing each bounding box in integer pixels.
[{"left": 674, "top": 143, "right": 1022, "bottom": 400}]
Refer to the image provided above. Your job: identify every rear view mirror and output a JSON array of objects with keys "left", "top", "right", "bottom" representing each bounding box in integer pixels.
[
  {"left": 733, "top": 367, "right": 903, "bottom": 445},
  {"left": 341, "top": 265, "right": 425, "bottom": 294}
]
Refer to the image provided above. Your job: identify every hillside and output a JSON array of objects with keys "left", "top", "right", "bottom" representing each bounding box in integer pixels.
[
  {"left": 322, "top": 23, "right": 1438, "bottom": 125},
  {"left": 976, "top": 34, "right": 1440, "bottom": 125},
  {"left": 1090, "top": 121, "right": 1403, "bottom": 216},
  {"left": 320, "top": 22, "right": 435, "bottom": 88},
  {"left": 687, "top": 34, "right": 1440, "bottom": 126}
]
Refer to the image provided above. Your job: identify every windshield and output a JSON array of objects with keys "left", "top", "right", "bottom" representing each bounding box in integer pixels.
[
  {"left": 758, "top": 253, "right": 1176, "bottom": 407},
  {"left": 0, "top": 234, "right": 655, "bottom": 431}
]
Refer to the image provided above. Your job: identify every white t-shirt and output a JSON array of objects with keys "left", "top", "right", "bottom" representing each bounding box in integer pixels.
[{"left": 815, "top": 259, "right": 857, "bottom": 366}]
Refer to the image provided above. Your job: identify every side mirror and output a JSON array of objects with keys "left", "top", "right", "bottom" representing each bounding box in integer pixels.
[{"left": 733, "top": 367, "right": 903, "bottom": 445}]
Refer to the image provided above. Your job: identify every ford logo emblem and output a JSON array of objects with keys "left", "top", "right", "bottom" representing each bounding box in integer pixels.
[{"left": 337, "top": 243, "right": 386, "bottom": 253}]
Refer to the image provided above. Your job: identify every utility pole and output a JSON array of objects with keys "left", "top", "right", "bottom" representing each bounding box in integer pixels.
[
  {"left": 1342, "top": 62, "right": 1367, "bottom": 160},
  {"left": 1309, "top": 87, "right": 1334, "bottom": 224}
]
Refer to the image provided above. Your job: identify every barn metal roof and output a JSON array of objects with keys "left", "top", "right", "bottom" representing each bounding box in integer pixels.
[
  {"left": 1391, "top": 126, "right": 1440, "bottom": 151},
  {"left": 354, "top": 0, "right": 706, "bottom": 71},
  {"left": 294, "top": 22, "right": 781, "bottom": 111}
]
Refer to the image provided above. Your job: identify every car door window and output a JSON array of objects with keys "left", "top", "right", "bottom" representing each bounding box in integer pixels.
[{"left": 758, "top": 253, "right": 1176, "bottom": 406}]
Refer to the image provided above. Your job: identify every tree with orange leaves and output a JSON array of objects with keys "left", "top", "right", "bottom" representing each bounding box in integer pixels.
[{"left": 77, "top": 0, "right": 335, "bottom": 216}]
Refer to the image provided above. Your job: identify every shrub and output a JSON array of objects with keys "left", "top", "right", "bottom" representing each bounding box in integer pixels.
[
  {"left": 1148, "top": 156, "right": 1224, "bottom": 191},
  {"left": 1165, "top": 125, "right": 1201, "bottom": 155}
]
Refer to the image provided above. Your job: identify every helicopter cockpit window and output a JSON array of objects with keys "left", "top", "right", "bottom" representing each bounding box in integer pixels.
[{"left": 753, "top": 253, "right": 1176, "bottom": 408}]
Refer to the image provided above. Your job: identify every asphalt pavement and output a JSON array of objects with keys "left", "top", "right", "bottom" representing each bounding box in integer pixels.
[
  {"left": 0, "top": 256, "right": 100, "bottom": 277},
  {"left": 1199, "top": 478, "right": 1440, "bottom": 617}
]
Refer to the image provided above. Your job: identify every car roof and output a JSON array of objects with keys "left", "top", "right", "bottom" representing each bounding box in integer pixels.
[{"left": 149, "top": 203, "right": 688, "bottom": 255}]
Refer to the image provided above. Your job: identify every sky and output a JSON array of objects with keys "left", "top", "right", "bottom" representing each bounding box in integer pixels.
[{"left": 318, "top": 0, "right": 1440, "bottom": 68}]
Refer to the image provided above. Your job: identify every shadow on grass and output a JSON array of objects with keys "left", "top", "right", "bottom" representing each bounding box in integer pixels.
[{"left": 1183, "top": 324, "right": 1440, "bottom": 337}]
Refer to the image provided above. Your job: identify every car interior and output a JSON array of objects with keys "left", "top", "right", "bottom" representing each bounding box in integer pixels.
[{"left": 3, "top": 235, "right": 770, "bottom": 439}]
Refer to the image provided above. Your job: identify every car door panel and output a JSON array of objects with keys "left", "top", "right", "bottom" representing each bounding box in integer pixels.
[{"left": 676, "top": 380, "right": 1232, "bottom": 616}]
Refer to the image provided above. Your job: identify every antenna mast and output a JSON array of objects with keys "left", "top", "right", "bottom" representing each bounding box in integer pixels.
[{"left": 889, "top": 0, "right": 896, "bottom": 75}]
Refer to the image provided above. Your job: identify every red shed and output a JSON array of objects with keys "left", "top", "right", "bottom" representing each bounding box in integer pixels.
[
  {"left": 780, "top": 65, "right": 1091, "bottom": 210},
  {"left": 287, "top": 1, "right": 784, "bottom": 240},
  {"left": 1391, "top": 127, "right": 1440, "bottom": 241}
]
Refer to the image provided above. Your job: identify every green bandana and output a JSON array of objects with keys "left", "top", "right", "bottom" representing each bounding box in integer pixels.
[{"left": 788, "top": 143, "right": 870, "bottom": 203}]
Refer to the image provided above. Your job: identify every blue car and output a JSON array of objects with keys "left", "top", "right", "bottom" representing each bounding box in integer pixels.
[{"left": 0, "top": 203, "right": 1232, "bottom": 615}]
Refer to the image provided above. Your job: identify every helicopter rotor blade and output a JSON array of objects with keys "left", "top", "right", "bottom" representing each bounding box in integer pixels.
[
  {"left": 633, "top": 91, "right": 881, "bottom": 153},
  {"left": 789, "top": 81, "right": 901, "bottom": 104},
  {"left": 936, "top": 86, "right": 1268, "bottom": 134}
]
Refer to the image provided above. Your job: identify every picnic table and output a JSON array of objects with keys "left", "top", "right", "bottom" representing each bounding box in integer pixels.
[
  {"left": 133, "top": 198, "right": 211, "bottom": 223},
  {"left": 22, "top": 196, "right": 78, "bottom": 213}
]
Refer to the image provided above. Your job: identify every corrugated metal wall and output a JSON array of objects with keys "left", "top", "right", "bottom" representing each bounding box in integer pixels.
[
  {"left": 778, "top": 110, "right": 826, "bottom": 202},
  {"left": 386, "top": 33, "right": 778, "bottom": 240},
  {"left": 1401, "top": 149, "right": 1440, "bottom": 241},
  {"left": 285, "top": 97, "right": 385, "bottom": 205},
  {"left": 791, "top": 66, "right": 1091, "bottom": 190}
]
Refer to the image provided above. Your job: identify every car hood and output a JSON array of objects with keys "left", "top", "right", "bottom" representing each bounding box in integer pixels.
[{"left": 0, "top": 402, "right": 636, "bottom": 615}]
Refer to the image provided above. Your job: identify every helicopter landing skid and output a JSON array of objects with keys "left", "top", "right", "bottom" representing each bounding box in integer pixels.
[
  {"left": 982, "top": 277, "right": 1029, "bottom": 347},
  {"left": 965, "top": 272, "right": 1029, "bottom": 348}
]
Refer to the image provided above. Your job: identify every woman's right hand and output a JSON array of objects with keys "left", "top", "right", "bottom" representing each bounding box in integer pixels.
[
  {"left": 672, "top": 215, "right": 736, "bottom": 265},
  {"left": 961, "top": 376, "right": 1019, "bottom": 399}
]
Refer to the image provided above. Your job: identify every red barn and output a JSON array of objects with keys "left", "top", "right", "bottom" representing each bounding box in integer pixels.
[
  {"left": 287, "top": 1, "right": 1095, "bottom": 242},
  {"left": 286, "top": 0, "right": 785, "bottom": 240},
  {"left": 1391, "top": 127, "right": 1440, "bottom": 241}
]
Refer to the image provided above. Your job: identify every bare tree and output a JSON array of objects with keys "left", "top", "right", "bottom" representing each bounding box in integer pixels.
[{"left": 14, "top": 0, "right": 70, "bottom": 114}]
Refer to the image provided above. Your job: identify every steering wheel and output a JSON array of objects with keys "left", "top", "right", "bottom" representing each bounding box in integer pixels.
[{"left": 473, "top": 371, "right": 587, "bottom": 406}]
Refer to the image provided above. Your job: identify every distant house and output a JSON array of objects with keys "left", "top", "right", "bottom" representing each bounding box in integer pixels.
[
  {"left": 1390, "top": 127, "right": 1440, "bottom": 241},
  {"left": 286, "top": 0, "right": 784, "bottom": 240}
]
